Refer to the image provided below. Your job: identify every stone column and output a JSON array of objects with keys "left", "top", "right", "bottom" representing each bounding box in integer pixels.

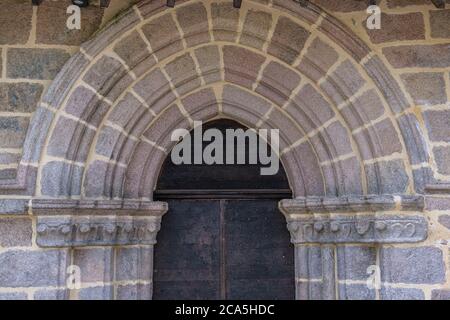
[
  {"left": 280, "top": 195, "right": 428, "bottom": 300},
  {"left": 33, "top": 200, "right": 167, "bottom": 300}
]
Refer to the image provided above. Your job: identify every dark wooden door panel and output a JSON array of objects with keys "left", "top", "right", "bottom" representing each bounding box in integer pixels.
[
  {"left": 224, "top": 200, "right": 295, "bottom": 300},
  {"left": 153, "top": 200, "right": 221, "bottom": 300}
]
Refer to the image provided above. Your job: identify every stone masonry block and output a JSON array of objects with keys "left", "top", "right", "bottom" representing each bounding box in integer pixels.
[
  {"left": 176, "top": 2, "right": 210, "bottom": 47},
  {"left": 337, "top": 246, "right": 376, "bottom": 281},
  {"left": 239, "top": 10, "right": 273, "bottom": 50},
  {"left": 0, "top": 117, "right": 29, "bottom": 148},
  {"left": 7, "top": 48, "right": 70, "bottom": 80},
  {"left": 0, "top": 83, "right": 43, "bottom": 113},
  {"left": 223, "top": 46, "right": 266, "bottom": 89},
  {"left": 424, "top": 110, "right": 450, "bottom": 142},
  {"left": 380, "top": 246, "right": 446, "bottom": 284},
  {"left": 267, "top": 16, "right": 310, "bottom": 64},
  {"left": 211, "top": 2, "right": 240, "bottom": 42},
  {"left": 73, "top": 248, "right": 113, "bottom": 283},
  {"left": 0, "top": 0, "right": 32, "bottom": 44},
  {"left": 401, "top": 72, "right": 447, "bottom": 106},
  {"left": 141, "top": 13, "right": 183, "bottom": 60},
  {"left": 383, "top": 44, "right": 450, "bottom": 68},
  {"left": 0, "top": 249, "right": 69, "bottom": 287},
  {"left": 367, "top": 13, "right": 425, "bottom": 44},
  {"left": 36, "top": 0, "right": 103, "bottom": 45}
]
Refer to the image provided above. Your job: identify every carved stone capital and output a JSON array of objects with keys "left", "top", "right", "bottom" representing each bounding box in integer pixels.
[
  {"left": 36, "top": 215, "right": 163, "bottom": 248},
  {"left": 285, "top": 215, "right": 427, "bottom": 244},
  {"left": 280, "top": 196, "right": 428, "bottom": 244},
  {"left": 34, "top": 200, "right": 168, "bottom": 248}
]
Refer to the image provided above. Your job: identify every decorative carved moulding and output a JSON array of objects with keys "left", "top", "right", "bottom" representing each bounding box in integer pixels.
[
  {"left": 285, "top": 215, "right": 428, "bottom": 244},
  {"left": 279, "top": 196, "right": 428, "bottom": 244},
  {"left": 33, "top": 200, "right": 168, "bottom": 248},
  {"left": 36, "top": 215, "right": 163, "bottom": 248}
]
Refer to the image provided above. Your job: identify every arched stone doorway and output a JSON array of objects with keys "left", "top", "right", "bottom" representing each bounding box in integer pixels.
[
  {"left": 7, "top": 0, "right": 430, "bottom": 299},
  {"left": 152, "top": 119, "right": 295, "bottom": 300}
]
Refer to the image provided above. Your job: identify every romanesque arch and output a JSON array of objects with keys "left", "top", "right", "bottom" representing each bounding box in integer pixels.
[{"left": 16, "top": 0, "right": 429, "bottom": 300}]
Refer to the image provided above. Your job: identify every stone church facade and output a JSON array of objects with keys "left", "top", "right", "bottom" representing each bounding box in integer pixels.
[{"left": 0, "top": 0, "right": 449, "bottom": 300}]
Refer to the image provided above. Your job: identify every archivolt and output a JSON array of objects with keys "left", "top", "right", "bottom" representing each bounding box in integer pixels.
[{"left": 16, "top": 0, "right": 430, "bottom": 199}]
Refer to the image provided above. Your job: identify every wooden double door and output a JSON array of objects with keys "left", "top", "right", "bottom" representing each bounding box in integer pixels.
[{"left": 153, "top": 198, "right": 295, "bottom": 300}]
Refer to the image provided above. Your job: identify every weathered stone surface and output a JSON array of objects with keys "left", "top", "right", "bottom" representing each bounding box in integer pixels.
[
  {"left": 73, "top": 248, "right": 113, "bottom": 283},
  {"left": 284, "top": 214, "right": 427, "bottom": 244},
  {"left": 354, "top": 119, "right": 403, "bottom": 160},
  {"left": 256, "top": 61, "right": 301, "bottom": 106},
  {"left": 268, "top": 16, "right": 310, "bottom": 64},
  {"left": 423, "top": 110, "right": 450, "bottom": 142},
  {"left": 431, "top": 289, "right": 450, "bottom": 300},
  {"left": 181, "top": 87, "right": 218, "bottom": 120},
  {"left": 47, "top": 116, "right": 96, "bottom": 163},
  {"left": 116, "top": 284, "right": 152, "bottom": 300},
  {"left": 297, "top": 37, "right": 339, "bottom": 82},
  {"left": 434, "top": 146, "right": 450, "bottom": 175},
  {"left": 380, "top": 247, "right": 446, "bottom": 284},
  {"left": 40, "top": 161, "right": 84, "bottom": 197},
  {"left": 164, "top": 53, "right": 201, "bottom": 96},
  {"left": 363, "top": 56, "right": 410, "bottom": 114},
  {"left": 113, "top": 31, "right": 155, "bottom": 77},
  {"left": 0, "top": 199, "right": 27, "bottom": 215},
  {"left": 321, "top": 60, "right": 366, "bottom": 105},
  {"left": 438, "top": 215, "right": 450, "bottom": 230},
  {"left": 339, "top": 284, "right": 376, "bottom": 300},
  {"left": 133, "top": 69, "right": 177, "bottom": 115},
  {"left": 397, "top": 113, "right": 430, "bottom": 165},
  {"left": 211, "top": 2, "right": 240, "bottom": 42},
  {"left": 337, "top": 246, "right": 376, "bottom": 280},
  {"left": 0, "top": 117, "right": 29, "bottom": 148},
  {"left": 141, "top": 13, "right": 183, "bottom": 60},
  {"left": 64, "top": 86, "right": 111, "bottom": 128},
  {"left": 380, "top": 287, "right": 425, "bottom": 300},
  {"left": 430, "top": 9, "right": 450, "bottom": 39},
  {"left": 83, "top": 55, "right": 127, "bottom": 98},
  {"left": 223, "top": 46, "right": 266, "bottom": 89},
  {"left": 387, "top": 0, "right": 450, "bottom": 7},
  {"left": 287, "top": 84, "right": 335, "bottom": 132},
  {"left": 0, "top": 0, "right": 32, "bottom": 44},
  {"left": 401, "top": 72, "right": 447, "bottom": 105},
  {"left": 240, "top": 10, "right": 273, "bottom": 49},
  {"left": 383, "top": 44, "right": 450, "bottom": 68},
  {"left": 36, "top": 0, "right": 104, "bottom": 45},
  {"left": 194, "top": 45, "right": 222, "bottom": 84},
  {"left": 341, "top": 90, "right": 385, "bottom": 131},
  {"left": 0, "top": 292, "right": 27, "bottom": 300},
  {"left": 116, "top": 247, "right": 154, "bottom": 281},
  {"left": 7, "top": 48, "right": 70, "bottom": 80},
  {"left": 36, "top": 216, "right": 162, "bottom": 248},
  {"left": 365, "top": 160, "right": 409, "bottom": 194},
  {"left": 0, "top": 83, "right": 43, "bottom": 113},
  {"left": 176, "top": 3, "right": 210, "bottom": 47},
  {"left": 78, "top": 286, "right": 113, "bottom": 300},
  {"left": 34, "top": 289, "right": 68, "bottom": 300},
  {"left": 311, "top": 0, "right": 368, "bottom": 12},
  {"left": 367, "top": 13, "right": 425, "bottom": 44},
  {"left": 0, "top": 249, "right": 69, "bottom": 287},
  {"left": 0, "top": 218, "right": 32, "bottom": 247}
]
